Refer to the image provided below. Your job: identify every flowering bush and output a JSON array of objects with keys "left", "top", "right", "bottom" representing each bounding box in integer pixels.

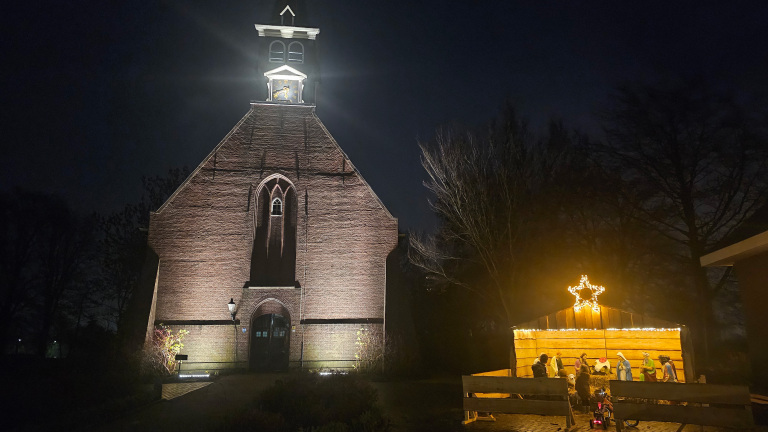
[{"left": 152, "top": 324, "right": 189, "bottom": 374}]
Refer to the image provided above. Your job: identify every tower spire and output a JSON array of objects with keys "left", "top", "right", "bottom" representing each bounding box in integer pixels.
[{"left": 270, "top": 1, "right": 308, "bottom": 26}]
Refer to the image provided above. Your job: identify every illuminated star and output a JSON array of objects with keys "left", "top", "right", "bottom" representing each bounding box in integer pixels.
[{"left": 568, "top": 275, "right": 605, "bottom": 312}]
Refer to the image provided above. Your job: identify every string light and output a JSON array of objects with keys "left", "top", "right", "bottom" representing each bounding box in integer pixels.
[
  {"left": 568, "top": 275, "right": 604, "bottom": 312},
  {"left": 514, "top": 328, "right": 680, "bottom": 332}
]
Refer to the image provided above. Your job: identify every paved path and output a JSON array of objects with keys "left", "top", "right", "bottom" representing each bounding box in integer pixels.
[
  {"left": 90, "top": 374, "right": 768, "bottom": 432},
  {"left": 463, "top": 412, "right": 767, "bottom": 432},
  {"left": 90, "top": 373, "right": 286, "bottom": 432},
  {"left": 161, "top": 382, "right": 211, "bottom": 400}
]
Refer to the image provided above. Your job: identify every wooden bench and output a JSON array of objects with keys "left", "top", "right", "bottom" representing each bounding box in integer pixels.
[
  {"left": 611, "top": 380, "right": 754, "bottom": 431},
  {"left": 462, "top": 373, "right": 573, "bottom": 427}
]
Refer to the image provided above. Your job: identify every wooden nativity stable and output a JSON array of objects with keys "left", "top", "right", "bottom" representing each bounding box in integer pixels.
[{"left": 513, "top": 305, "right": 695, "bottom": 382}]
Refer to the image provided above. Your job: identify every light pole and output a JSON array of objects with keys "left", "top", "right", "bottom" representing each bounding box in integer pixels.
[{"left": 228, "top": 298, "right": 237, "bottom": 368}]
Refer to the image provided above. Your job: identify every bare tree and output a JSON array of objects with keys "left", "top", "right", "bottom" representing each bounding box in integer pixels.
[
  {"left": 36, "top": 204, "right": 96, "bottom": 356},
  {"left": 0, "top": 189, "right": 96, "bottom": 356},
  {"left": 410, "top": 109, "right": 574, "bottom": 327},
  {"left": 98, "top": 167, "right": 190, "bottom": 331},
  {"left": 596, "top": 80, "right": 768, "bottom": 358},
  {"left": 0, "top": 190, "right": 49, "bottom": 353}
]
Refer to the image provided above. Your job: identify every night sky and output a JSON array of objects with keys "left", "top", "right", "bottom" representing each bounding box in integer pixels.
[{"left": 3, "top": 1, "right": 767, "bottom": 231}]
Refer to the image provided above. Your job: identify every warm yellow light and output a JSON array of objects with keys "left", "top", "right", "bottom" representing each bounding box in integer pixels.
[
  {"left": 514, "top": 327, "right": 680, "bottom": 332},
  {"left": 568, "top": 275, "right": 604, "bottom": 313}
]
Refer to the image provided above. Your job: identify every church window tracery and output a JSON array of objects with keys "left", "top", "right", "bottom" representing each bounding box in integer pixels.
[
  {"left": 271, "top": 198, "right": 283, "bottom": 215},
  {"left": 250, "top": 175, "right": 297, "bottom": 287}
]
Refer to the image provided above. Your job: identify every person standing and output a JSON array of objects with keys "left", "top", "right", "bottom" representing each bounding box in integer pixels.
[
  {"left": 616, "top": 352, "right": 632, "bottom": 381},
  {"left": 553, "top": 351, "right": 564, "bottom": 376},
  {"left": 576, "top": 352, "right": 590, "bottom": 375},
  {"left": 575, "top": 365, "right": 591, "bottom": 412},
  {"left": 640, "top": 352, "right": 656, "bottom": 382},
  {"left": 532, "top": 353, "right": 549, "bottom": 378}
]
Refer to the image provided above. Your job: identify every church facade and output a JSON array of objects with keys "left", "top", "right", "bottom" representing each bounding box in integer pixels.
[{"left": 143, "top": 4, "right": 398, "bottom": 372}]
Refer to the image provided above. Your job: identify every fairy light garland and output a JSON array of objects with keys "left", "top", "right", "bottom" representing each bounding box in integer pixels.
[
  {"left": 568, "top": 275, "right": 605, "bottom": 312},
  {"left": 514, "top": 327, "right": 681, "bottom": 332}
]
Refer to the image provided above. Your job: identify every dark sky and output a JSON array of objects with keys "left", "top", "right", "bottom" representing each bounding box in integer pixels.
[{"left": 3, "top": 1, "right": 767, "bottom": 231}]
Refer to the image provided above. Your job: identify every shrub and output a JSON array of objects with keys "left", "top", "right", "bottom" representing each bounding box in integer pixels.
[
  {"left": 149, "top": 324, "right": 189, "bottom": 375},
  {"left": 227, "top": 372, "right": 389, "bottom": 432}
]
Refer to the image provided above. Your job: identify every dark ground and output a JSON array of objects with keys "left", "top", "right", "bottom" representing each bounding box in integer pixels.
[{"left": 54, "top": 373, "right": 764, "bottom": 432}]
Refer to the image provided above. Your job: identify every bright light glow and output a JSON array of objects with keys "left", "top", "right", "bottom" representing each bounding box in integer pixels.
[
  {"left": 179, "top": 374, "right": 210, "bottom": 379},
  {"left": 514, "top": 327, "right": 681, "bottom": 332},
  {"left": 318, "top": 371, "right": 348, "bottom": 376},
  {"left": 264, "top": 65, "right": 308, "bottom": 80},
  {"left": 568, "top": 275, "right": 605, "bottom": 312}
]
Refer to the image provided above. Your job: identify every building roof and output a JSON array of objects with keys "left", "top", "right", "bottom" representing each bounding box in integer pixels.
[
  {"left": 700, "top": 203, "right": 768, "bottom": 267},
  {"left": 512, "top": 305, "right": 681, "bottom": 330},
  {"left": 152, "top": 102, "right": 396, "bottom": 222},
  {"left": 700, "top": 229, "right": 768, "bottom": 267}
]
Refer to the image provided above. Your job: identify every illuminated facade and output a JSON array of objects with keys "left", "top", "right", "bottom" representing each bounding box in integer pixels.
[{"left": 142, "top": 3, "right": 398, "bottom": 371}]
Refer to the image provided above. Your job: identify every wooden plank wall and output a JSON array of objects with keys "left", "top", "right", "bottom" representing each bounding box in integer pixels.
[
  {"left": 514, "top": 329, "right": 685, "bottom": 382},
  {"left": 516, "top": 306, "right": 680, "bottom": 331}
]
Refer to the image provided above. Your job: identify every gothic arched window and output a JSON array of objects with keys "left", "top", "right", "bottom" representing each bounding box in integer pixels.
[
  {"left": 269, "top": 41, "right": 286, "bottom": 62},
  {"left": 287, "top": 42, "right": 304, "bottom": 63},
  {"left": 250, "top": 176, "right": 297, "bottom": 287},
  {"left": 271, "top": 198, "right": 283, "bottom": 215}
]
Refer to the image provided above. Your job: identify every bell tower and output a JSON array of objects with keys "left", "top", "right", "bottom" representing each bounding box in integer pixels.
[{"left": 254, "top": 2, "right": 320, "bottom": 104}]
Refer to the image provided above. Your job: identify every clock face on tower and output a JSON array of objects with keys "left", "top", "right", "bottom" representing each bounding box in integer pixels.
[{"left": 271, "top": 79, "right": 299, "bottom": 103}]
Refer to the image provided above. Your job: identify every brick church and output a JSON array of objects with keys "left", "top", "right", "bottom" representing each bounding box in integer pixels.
[{"left": 142, "top": 2, "right": 398, "bottom": 371}]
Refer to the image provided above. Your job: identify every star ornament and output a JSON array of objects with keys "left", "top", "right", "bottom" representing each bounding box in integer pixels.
[{"left": 568, "top": 275, "right": 605, "bottom": 313}]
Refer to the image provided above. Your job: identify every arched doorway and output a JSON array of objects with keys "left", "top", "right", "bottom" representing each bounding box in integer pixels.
[{"left": 250, "top": 313, "right": 290, "bottom": 371}]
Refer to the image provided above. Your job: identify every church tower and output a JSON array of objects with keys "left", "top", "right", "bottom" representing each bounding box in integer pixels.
[
  {"left": 254, "top": 1, "right": 319, "bottom": 104},
  {"left": 141, "top": 3, "right": 398, "bottom": 373}
]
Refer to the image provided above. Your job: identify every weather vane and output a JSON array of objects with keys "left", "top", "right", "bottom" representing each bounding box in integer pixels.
[{"left": 568, "top": 275, "right": 605, "bottom": 312}]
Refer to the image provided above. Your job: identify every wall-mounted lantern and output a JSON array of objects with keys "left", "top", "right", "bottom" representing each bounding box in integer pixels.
[{"left": 228, "top": 298, "right": 236, "bottom": 321}]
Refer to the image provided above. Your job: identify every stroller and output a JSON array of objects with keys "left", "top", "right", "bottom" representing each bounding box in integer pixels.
[{"left": 589, "top": 388, "right": 613, "bottom": 429}]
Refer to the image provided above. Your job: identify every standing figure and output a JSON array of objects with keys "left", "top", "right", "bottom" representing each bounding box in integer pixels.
[
  {"left": 532, "top": 353, "right": 549, "bottom": 378},
  {"left": 576, "top": 352, "right": 590, "bottom": 375},
  {"left": 552, "top": 351, "right": 564, "bottom": 376},
  {"left": 659, "top": 355, "right": 678, "bottom": 382},
  {"left": 640, "top": 352, "right": 657, "bottom": 382},
  {"left": 575, "top": 365, "right": 592, "bottom": 412},
  {"left": 616, "top": 352, "right": 633, "bottom": 381}
]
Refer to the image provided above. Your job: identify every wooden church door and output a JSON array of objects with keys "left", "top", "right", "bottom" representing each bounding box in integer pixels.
[{"left": 250, "top": 313, "right": 290, "bottom": 371}]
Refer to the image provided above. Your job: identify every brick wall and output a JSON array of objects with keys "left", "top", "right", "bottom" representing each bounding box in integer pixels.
[{"left": 146, "top": 103, "right": 398, "bottom": 369}]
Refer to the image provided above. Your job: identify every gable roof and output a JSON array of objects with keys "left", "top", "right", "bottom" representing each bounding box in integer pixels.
[
  {"left": 153, "top": 103, "right": 396, "bottom": 223},
  {"left": 512, "top": 305, "right": 682, "bottom": 330}
]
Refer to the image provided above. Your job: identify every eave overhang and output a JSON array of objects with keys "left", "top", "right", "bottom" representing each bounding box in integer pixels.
[
  {"left": 700, "top": 229, "right": 768, "bottom": 267},
  {"left": 254, "top": 24, "right": 320, "bottom": 40}
]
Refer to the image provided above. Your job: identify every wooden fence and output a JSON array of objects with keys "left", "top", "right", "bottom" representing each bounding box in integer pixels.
[
  {"left": 462, "top": 372, "right": 573, "bottom": 427},
  {"left": 611, "top": 380, "right": 753, "bottom": 431}
]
